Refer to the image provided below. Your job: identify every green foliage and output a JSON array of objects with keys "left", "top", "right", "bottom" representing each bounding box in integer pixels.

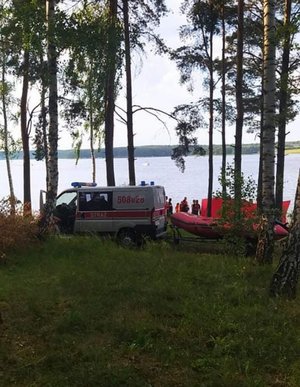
[
  {"left": 1, "top": 237, "right": 300, "bottom": 385},
  {"left": 215, "top": 163, "right": 257, "bottom": 202},
  {"left": 0, "top": 128, "right": 21, "bottom": 155},
  {"left": 215, "top": 163, "right": 258, "bottom": 256},
  {"left": 171, "top": 102, "right": 206, "bottom": 172},
  {"left": 62, "top": 2, "right": 122, "bottom": 158}
]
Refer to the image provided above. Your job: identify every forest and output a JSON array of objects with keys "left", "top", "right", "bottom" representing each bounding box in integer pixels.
[
  {"left": 1, "top": 140, "right": 300, "bottom": 160},
  {"left": 0, "top": 0, "right": 300, "bottom": 294}
]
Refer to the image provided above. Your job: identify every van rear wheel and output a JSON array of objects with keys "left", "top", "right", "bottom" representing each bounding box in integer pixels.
[{"left": 117, "top": 229, "right": 137, "bottom": 248}]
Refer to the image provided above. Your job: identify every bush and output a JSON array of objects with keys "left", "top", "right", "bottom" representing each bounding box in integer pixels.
[
  {"left": 214, "top": 163, "right": 258, "bottom": 256},
  {"left": 0, "top": 198, "right": 40, "bottom": 259}
]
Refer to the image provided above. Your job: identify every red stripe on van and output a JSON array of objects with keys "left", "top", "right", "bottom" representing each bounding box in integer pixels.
[
  {"left": 76, "top": 210, "right": 154, "bottom": 219},
  {"left": 153, "top": 208, "right": 166, "bottom": 217},
  {"left": 111, "top": 210, "right": 151, "bottom": 218}
]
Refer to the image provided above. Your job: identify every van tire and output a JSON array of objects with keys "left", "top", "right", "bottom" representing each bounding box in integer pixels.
[{"left": 117, "top": 229, "right": 137, "bottom": 248}]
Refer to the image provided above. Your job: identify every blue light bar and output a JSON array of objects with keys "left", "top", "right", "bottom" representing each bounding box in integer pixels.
[{"left": 71, "top": 182, "right": 97, "bottom": 188}]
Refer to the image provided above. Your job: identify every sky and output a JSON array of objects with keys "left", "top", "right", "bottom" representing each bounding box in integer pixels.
[{"left": 59, "top": 0, "right": 300, "bottom": 149}]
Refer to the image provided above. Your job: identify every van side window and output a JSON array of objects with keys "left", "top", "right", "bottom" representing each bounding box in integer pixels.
[{"left": 79, "top": 192, "right": 112, "bottom": 211}]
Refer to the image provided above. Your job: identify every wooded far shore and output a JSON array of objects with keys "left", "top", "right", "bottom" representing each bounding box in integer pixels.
[{"left": 1, "top": 141, "right": 300, "bottom": 160}]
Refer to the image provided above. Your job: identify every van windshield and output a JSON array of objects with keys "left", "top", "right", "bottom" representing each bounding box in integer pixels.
[{"left": 56, "top": 191, "right": 77, "bottom": 207}]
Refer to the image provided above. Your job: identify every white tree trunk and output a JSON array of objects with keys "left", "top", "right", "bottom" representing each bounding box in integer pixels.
[
  {"left": 270, "top": 170, "right": 300, "bottom": 298},
  {"left": 255, "top": 0, "right": 276, "bottom": 264},
  {"left": 43, "top": 0, "right": 59, "bottom": 229}
]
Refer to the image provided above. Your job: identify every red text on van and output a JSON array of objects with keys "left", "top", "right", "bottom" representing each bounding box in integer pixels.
[{"left": 117, "top": 195, "right": 145, "bottom": 204}]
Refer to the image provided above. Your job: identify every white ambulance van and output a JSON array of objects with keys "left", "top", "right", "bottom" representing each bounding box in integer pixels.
[{"left": 41, "top": 182, "right": 168, "bottom": 246}]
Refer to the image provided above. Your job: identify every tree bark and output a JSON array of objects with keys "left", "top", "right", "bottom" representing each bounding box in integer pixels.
[
  {"left": 20, "top": 49, "right": 31, "bottom": 215},
  {"left": 221, "top": 1, "right": 227, "bottom": 208},
  {"left": 44, "top": 0, "right": 59, "bottom": 226},
  {"left": 1, "top": 49, "right": 15, "bottom": 215},
  {"left": 104, "top": 0, "right": 117, "bottom": 187},
  {"left": 88, "top": 71, "right": 96, "bottom": 183},
  {"left": 234, "top": 0, "right": 244, "bottom": 218},
  {"left": 275, "top": 0, "right": 291, "bottom": 212},
  {"left": 40, "top": 56, "right": 49, "bottom": 188},
  {"left": 123, "top": 0, "right": 136, "bottom": 186},
  {"left": 257, "top": 97, "right": 264, "bottom": 214},
  {"left": 270, "top": 170, "right": 300, "bottom": 298},
  {"left": 255, "top": 0, "right": 276, "bottom": 264},
  {"left": 207, "top": 5, "right": 214, "bottom": 218}
]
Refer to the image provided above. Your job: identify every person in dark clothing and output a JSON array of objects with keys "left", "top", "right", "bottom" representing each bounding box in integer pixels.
[
  {"left": 192, "top": 199, "right": 201, "bottom": 215},
  {"left": 180, "top": 197, "right": 189, "bottom": 213},
  {"left": 167, "top": 198, "right": 173, "bottom": 216},
  {"left": 192, "top": 200, "right": 197, "bottom": 215}
]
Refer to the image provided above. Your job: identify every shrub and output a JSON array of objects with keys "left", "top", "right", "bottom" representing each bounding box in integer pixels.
[
  {"left": 0, "top": 198, "right": 40, "bottom": 259},
  {"left": 214, "top": 163, "right": 258, "bottom": 256}
]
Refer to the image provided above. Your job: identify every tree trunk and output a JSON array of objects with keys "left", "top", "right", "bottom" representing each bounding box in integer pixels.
[
  {"left": 88, "top": 71, "right": 96, "bottom": 183},
  {"left": 41, "top": 57, "right": 49, "bottom": 188},
  {"left": 1, "top": 51, "right": 15, "bottom": 215},
  {"left": 44, "top": 0, "right": 59, "bottom": 226},
  {"left": 255, "top": 0, "right": 276, "bottom": 264},
  {"left": 104, "top": 0, "right": 117, "bottom": 187},
  {"left": 20, "top": 49, "right": 31, "bottom": 215},
  {"left": 123, "top": 0, "right": 136, "bottom": 186},
  {"left": 257, "top": 107, "right": 263, "bottom": 213},
  {"left": 270, "top": 170, "right": 300, "bottom": 298},
  {"left": 221, "top": 1, "right": 227, "bottom": 208},
  {"left": 40, "top": 53, "right": 49, "bottom": 187},
  {"left": 257, "top": 73, "right": 265, "bottom": 214},
  {"left": 234, "top": 0, "right": 244, "bottom": 218},
  {"left": 275, "top": 0, "right": 291, "bottom": 212},
  {"left": 207, "top": 23, "right": 214, "bottom": 218}
]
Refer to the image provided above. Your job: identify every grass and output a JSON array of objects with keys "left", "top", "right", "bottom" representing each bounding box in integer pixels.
[
  {"left": 1, "top": 236, "right": 300, "bottom": 386},
  {"left": 285, "top": 148, "right": 300, "bottom": 154}
]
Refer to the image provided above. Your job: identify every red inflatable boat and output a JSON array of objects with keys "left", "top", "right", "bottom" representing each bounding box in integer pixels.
[
  {"left": 171, "top": 213, "right": 220, "bottom": 238},
  {"left": 170, "top": 212, "right": 289, "bottom": 240}
]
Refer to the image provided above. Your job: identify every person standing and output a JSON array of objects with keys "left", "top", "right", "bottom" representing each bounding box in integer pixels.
[
  {"left": 180, "top": 197, "right": 189, "bottom": 213},
  {"left": 167, "top": 198, "right": 173, "bottom": 216},
  {"left": 191, "top": 200, "right": 197, "bottom": 215},
  {"left": 196, "top": 200, "right": 201, "bottom": 215}
]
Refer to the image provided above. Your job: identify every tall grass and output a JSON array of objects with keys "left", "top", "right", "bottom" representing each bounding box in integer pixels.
[
  {"left": 0, "top": 198, "right": 40, "bottom": 260},
  {"left": 0, "top": 236, "right": 300, "bottom": 386}
]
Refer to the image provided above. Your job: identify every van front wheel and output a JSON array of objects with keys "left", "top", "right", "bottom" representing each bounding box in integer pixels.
[{"left": 117, "top": 229, "right": 137, "bottom": 248}]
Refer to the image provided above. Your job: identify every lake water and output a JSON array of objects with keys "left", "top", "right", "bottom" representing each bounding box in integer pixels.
[{"left": 0, "top": 154, "right": 299, "bottom": 212}]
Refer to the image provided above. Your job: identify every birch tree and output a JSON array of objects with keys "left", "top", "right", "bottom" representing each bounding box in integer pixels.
[
  {"left": 64, "top": 2, "right": 108, "bottom": 184},
  {"left": 270, "top": 170, "right": 300, "bottom": 298},
  {"left": 43, "top": 0, "right": 59, "bottom": 226},
  {"left": 255, "top": 0, "right": 276, "bottom": 264},
  {"left": 0, "top": 0, "right": 16, "bottom": 214},
  {"left": 10, "top": 0, "right": 46, "bottom": 215},
  {"left": 0, "top": 42, "right": 16, "bottom": 214}
]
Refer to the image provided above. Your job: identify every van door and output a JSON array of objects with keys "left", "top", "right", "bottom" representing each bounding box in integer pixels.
[
  {"left": 75, "top": 191, "right": 113, "bottom": 233},
  {"left": 53, "top": 190, "right": 78, "bottom": 233},
  {"left": 152, "top": 186, "right": 167, "bottom": 235}
]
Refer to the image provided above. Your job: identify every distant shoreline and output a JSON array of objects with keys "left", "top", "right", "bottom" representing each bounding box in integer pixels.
[{"left": 1, "top": 142, "right": 300, "bottom": 160}]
